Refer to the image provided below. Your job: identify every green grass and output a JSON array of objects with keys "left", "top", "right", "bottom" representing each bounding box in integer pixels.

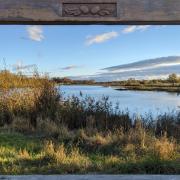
[
  {"left": 0, "top": 132, "right": 179, "bottom": 175},
  {"left": 0, "top": 133, "right": 40, "bottom": 150}
]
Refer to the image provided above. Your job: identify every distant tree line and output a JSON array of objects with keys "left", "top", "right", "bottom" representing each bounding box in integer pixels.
[
  {"left": 97, "top": 73, "right": 180, "bottom": 86},
  {"left": 52, "top": 77, "right": 95, "bottom": 85},
  {"left": 52, "top": 74, "right": 180, "bottom": 86}
]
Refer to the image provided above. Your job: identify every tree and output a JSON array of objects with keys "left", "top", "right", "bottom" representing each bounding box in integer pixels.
[{"left": 168, "top": 73, "right": 179, "bottom": 84}]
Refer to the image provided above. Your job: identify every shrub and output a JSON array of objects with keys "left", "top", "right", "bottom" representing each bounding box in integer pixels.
[
  {"left": 43, "top": 141, "right": 91, "bottom": 173},
  {"left": 152, "top": 136, "right": 176, "bottom": 160}
]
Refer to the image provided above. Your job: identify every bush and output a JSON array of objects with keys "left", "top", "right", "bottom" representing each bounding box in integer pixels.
[{"left": 153, "top": 136, "right": 176, "bottom": 160}]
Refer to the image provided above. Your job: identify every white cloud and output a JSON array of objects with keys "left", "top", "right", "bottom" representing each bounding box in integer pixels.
[
  {"left": 86, "top": 31, "right": 119, "bottom": 46},
  {"left": 27, "top": 25, "right": 44, "bottom": 42},
  {"left": 85, "top": 26, "right": 151, "bottom": 46},
  {"left": 122, "top": 25, "right": 151, "bottom": 34}
]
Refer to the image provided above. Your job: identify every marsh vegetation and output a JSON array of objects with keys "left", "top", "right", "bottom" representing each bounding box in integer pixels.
[{"left": 0, "top": 71, "right": 179, "bottom": 174}]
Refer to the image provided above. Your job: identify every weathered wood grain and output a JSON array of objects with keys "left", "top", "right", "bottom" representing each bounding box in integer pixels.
[{"left": 0, "top": 0, "right": 180, "bottom": 24}]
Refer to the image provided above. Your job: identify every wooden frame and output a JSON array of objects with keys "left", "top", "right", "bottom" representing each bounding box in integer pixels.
[{"left": 1, "top": 0, "right": 180, "bottom": 25}]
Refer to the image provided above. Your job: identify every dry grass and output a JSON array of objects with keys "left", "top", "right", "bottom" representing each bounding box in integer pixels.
[
  {"left": 153, "top": 136, "right": 176, "bottom": 160},
  {"left": 43, "top": 141, "right": 91, "bottom": 172},
  {"left": 18, "top": 149, "right": 31, "bottom": 160}
]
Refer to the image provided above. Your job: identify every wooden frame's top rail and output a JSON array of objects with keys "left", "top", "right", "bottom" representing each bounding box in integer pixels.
[{"left": 1, "top": 0, "right": 180, "bottom": 25}]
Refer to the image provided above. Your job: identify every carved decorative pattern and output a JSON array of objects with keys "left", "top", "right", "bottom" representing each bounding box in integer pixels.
[{"left": 63, "top": 3, "right": 117, "bottom": 17}]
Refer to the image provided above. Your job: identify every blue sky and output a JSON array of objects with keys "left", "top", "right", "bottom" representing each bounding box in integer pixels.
[{"left": 0, "top": 25, "right": 180, "bottom": 78}]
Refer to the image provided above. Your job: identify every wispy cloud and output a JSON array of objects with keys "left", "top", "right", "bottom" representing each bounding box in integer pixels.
[
  {"left": 86, "top": 31, "right": 119, "bottom": 46},
  {"left": 106, "top": 62, "right": 180, "bottom": 74},
  {"left": 85, "top": 26, "right": 151, "bottom": 46},
  {"left": 12, "top": 60, "right": 37, "bottom": 72},
  {"left": 61, "top": 65, "right": 81, "bottom": 71},
  {"left": 27, "top": 26, "right": 44, "bottom": 42},
  {"left": 104, "top": 56, "right": 180, "bottom": 72},
  {"left": 122, "top": 25, "right": 151, "bottom": 34},
  {"left": 84, "top": 26, "right": 167, "bottom": 46}
]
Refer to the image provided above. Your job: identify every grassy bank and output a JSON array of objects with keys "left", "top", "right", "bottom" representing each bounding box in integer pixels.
[
  {"left": 115, "top": 85, "right": 180, "bottom": 93},
  {"left": 0, "top": 71, "right": 179, "bottom": 174},
  {"left": 97, "top": 74, "right": 180, "bottom": 93},
  {"left": 0, "top": 131, "right": 179, "bottom": 174}
]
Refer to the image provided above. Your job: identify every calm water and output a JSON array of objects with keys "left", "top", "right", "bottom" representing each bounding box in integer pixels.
[{"left": 59, "top": 85, "right": 180, "bottom": 115}]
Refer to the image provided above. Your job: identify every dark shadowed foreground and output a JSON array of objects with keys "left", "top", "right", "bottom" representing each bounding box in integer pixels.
[{"left": 0, "top": 175, "right": 179, "bottom": 180}]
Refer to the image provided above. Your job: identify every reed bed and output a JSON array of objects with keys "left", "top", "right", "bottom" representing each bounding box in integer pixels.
[{"left": 0, "top": 71, "right": 179, "bottom": 174}]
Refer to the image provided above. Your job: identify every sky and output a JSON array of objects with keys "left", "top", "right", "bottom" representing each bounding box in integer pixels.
[{"left": 0, "top": 25, "right": 180, "bottom": 79}]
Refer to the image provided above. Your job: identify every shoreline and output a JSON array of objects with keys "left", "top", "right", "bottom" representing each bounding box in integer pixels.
[{"left": 111, "top": 86, "right": 180, "bottom": 93}]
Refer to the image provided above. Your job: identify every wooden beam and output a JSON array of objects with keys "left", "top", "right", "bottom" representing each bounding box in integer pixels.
[{"left": 1, "top": 0, "right": 180, "bottom": 24}]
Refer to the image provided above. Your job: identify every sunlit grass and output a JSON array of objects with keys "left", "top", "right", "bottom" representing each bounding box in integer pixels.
[{"left": 0, "top": 132, "right": 179, "bottom": 174}]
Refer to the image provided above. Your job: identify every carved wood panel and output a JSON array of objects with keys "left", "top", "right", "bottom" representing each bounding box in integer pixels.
[{"left": 62, "top": 3, "right": 117, "bottom": 17}]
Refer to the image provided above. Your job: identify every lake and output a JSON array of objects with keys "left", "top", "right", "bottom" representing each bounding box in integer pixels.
[{"left": 59, "top": 85, "right": 180, "bottom": 116}]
